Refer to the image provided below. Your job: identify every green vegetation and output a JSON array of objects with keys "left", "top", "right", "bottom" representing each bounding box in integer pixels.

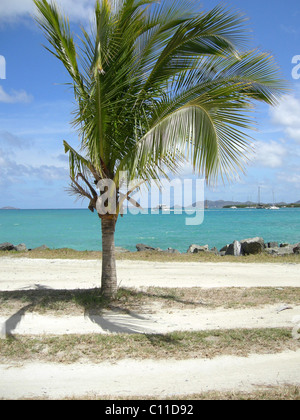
[{"left": 0, "top": 328, "right": 298, "bottom": 364}]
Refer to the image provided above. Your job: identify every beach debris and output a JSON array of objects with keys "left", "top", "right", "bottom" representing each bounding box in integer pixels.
[{"left": 276, "top": 304, "right": 293, "bottom": 313}]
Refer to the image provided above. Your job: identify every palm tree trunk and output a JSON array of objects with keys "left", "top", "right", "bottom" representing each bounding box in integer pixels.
[{"left": 101, "top": 216, "right": 117, "bottom": 298}]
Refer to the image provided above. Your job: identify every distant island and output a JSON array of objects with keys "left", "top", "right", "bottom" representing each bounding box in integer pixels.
[
  {"left": 189, "top": 200, "right": 300, "bottom": 209},
  {"left": 0, "top": 207, "right": 20, "bottom": 210},
  {"left": 221, "top": 200, "right": 300, "bottom": 209}
]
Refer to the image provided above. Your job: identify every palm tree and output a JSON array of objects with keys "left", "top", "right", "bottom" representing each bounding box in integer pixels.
[{"left": 34, "top": 0, "right": 286, "bottom": 299}]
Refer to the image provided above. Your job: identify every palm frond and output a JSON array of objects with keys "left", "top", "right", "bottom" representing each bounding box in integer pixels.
[{"left": 35, "top": 0, "right": 288, "bottom": 208}]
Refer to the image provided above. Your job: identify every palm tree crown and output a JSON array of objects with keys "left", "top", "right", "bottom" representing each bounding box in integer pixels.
[{"left": 34, "top": 0, "right": 286, "bottom": 297}]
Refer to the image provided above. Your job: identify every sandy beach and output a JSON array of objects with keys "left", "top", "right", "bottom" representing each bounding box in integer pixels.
[
  {"left": 0, "top": 257, "right": 300, "bottom": 291},
  {"left": 0, "top": 257, "right": 299, "bottom": 399}
]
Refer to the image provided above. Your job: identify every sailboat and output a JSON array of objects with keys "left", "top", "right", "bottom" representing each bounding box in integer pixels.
[
  {"left": 269, "top": 191, "right": 280, "bottom": 210},
  {"left": 256, "top": 187, "right": 265, "bottom": 209}
]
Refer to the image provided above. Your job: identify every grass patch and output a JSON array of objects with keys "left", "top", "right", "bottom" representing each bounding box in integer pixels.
[
  {"left": 60, "top": 385, "right": 300, "bottom": 400},
  {"left": 1, "top": 248, "right": 300, "bottom": 263},
  {"left": 0, "top": 287, "right": 299, "bottom": 316},
  {"left": 0, "top": 328, "right": 298, "bottom": 364}
]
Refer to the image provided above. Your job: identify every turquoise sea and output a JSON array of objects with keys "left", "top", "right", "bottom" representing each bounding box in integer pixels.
[{"left": 0, "top": 208, "right": 300, "bottom": 253}]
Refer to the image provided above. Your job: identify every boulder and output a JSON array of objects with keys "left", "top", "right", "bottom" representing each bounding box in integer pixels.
[
  {"left": 0, "top": 242, "right": 16, "bottom": 251},
  {"left": 136, "top": 243, "right": 161, "bottom": 252},
  {"left": 187, "top": 244, "right": 209, "bottom": 254},
  {"left": 293, "top": 244, "right": 300, "bottom": 254},
  {"left": 219, "top": 244, "right": 229, "bottom": 253},
  {"left": 265, "top": 246, "right": 295, "bottom": 256},
  {"left": 225, "top": 240, "right": 242, "bottom": 256},
  {"left": 15, "top": 243, "right": 28, "bottom": 252},
  {"left": 240, "top": 237, "right": 264, "bottom": 255}
]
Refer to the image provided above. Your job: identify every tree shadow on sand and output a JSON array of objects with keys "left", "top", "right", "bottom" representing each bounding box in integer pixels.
[{"left": 0, "top": 286, "right": 204, "bottom": 336}]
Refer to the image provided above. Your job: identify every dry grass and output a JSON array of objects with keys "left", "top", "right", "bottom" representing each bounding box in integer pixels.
[
  {"left": 1, "top": 248, "right": 300, "bottom": 263},
  {"left": 0, "top": 328, "right": 298, "bottom": 364},
  {"left": 63, "top": 385, "right": 300, "bottom": 400},
  {"left": 0, "top": 286, "right": 299, "bottom": 316},
  {"left": 7, "top": 385, "right": 300, "bottom": 400}
]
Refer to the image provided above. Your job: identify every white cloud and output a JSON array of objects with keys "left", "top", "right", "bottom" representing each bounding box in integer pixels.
[
  {"left": 0, "top": 0, "right": 95, "bottom": 24},
  {"left": 252, "top": 140, "right": 287, "bottom": 168},
  {"left": 277, "top": 171, "right": 300, "bottom": 185},
  {"left": 0, "top": 86, "right": 33, "bottom": 103},
  {"left": 0, "top": 0, "right": 33, "bottom": 21},
  {"left": 271, "top": 95, "right": 300, "bottom": 143},
  {"left": 0, "top": 150, "right": 68, "bottom": 186}
]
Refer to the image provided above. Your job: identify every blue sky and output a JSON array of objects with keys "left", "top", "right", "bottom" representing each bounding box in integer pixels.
[{"left": 0, "top": 0, "right": 300, "bottom": 209}]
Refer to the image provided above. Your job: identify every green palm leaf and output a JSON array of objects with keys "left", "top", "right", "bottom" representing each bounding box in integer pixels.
[{"left": 34, "top": 0, "right": 287, "bottom": 297}]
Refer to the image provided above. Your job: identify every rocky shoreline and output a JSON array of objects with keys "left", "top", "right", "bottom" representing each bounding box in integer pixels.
[
  {"left": 136, "top": 237, "right": 300, "bottom": 256},
  {"left": 1, "top": 237, "right": 299, "bottom": 257}
]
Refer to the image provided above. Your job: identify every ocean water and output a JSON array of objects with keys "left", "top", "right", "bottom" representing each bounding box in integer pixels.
[{"left": 0, "top": 208, "right": 299, "bottom": 253}]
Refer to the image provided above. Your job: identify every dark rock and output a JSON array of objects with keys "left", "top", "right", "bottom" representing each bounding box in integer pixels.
[
  {"left": 187, "top": 244, "right": 209, "bottom": 253},
  {"left": 240, "top": 237, "right": 264, "bottom": 255},
  {"left": 225, "top": 240, "right": 242, "bottom": 256},
  {"left": 293, "top": 244, "right": 300, "bottom": 254},
  {"left": 0, "top": 242, "right": 16, "bottom": 251},
  {"left": 280, "top": 243, "right": 290, "bottom": 248},
  {"left": 136, "top": 244, "right": 161, "bottom": 252},
  {"left": 219, "top": 245, "right": 229, "bottom": 253}
]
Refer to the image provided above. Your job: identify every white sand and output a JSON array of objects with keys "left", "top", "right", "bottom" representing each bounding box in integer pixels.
[
  {"left": 0, "top": 257, "right": 299, "bottom": 399},
  {"left": 0, "top": 257, "right": 299, "bottom": 290},
  {"left": 1, "top": 306, "right": 300, "bottom": 336},
  {"left": 1, "top": 351, "right": 299, "bottom": 400}
]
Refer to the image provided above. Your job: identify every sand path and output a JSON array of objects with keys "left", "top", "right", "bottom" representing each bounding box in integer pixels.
[
  {"left": 0, "top": 258, "right": 299, "bottom": 399},
  {"left": 1, "top": 306, "right": 300, "bottom": 336},
  {"left": 1, "top": 351, "right": 299, "bottom": 400},
  {"left": 0, "top": 258, "right": 299, "bottom": 290}
]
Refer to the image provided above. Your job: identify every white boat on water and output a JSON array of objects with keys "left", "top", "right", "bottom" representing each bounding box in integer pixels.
[
  {"left": 156, "top": 204, "right": 170, "bottom": 212},
  {"left": 268, "top": 191, "right": 280, "bottom": 209}
]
